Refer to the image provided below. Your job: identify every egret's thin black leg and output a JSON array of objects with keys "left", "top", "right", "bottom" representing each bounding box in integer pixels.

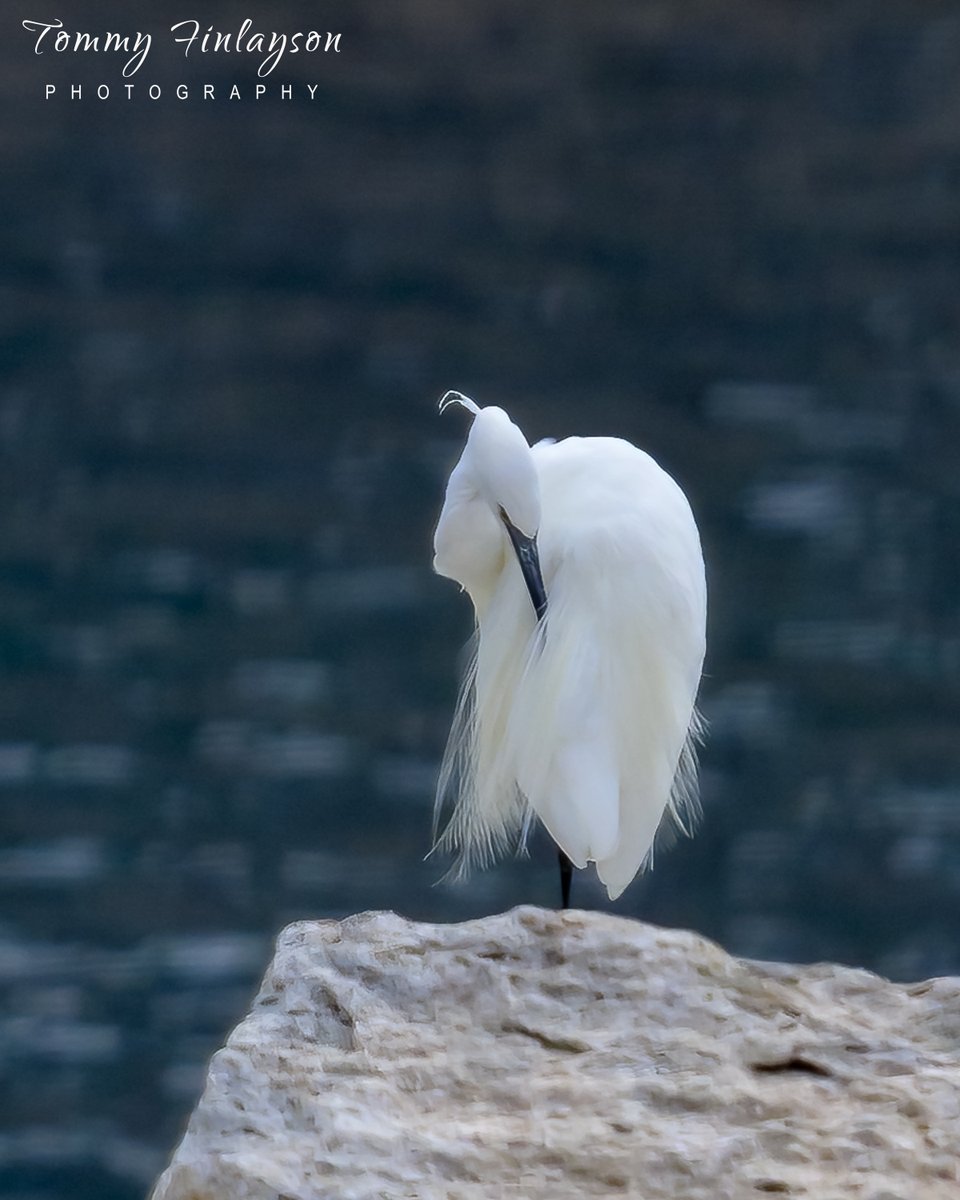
[{"left": 558, "top": 848, "right": 573, "bottom": 910}]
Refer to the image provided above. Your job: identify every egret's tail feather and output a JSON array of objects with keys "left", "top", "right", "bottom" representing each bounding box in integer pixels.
[
  {"left": 432, "top": 622, "right": 534, "bottom": 878},
  {"left": 432, "top": 632, "right": 476, "bottom": 852},
  {"left": 641, "top": 705, "right": 706, "bottom": 872},
  {"left": 666, "top": 705, "right": 707, "bottom": 839}
]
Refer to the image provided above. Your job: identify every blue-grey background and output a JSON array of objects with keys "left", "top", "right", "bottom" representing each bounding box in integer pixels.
[{"left": 4, "top": 3, "right": 960, "bottom": 1196}]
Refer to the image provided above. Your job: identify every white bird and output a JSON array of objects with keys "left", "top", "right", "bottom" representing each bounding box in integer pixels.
[{"left": 432, "top": 392, "right": 706, "bottom": 906}]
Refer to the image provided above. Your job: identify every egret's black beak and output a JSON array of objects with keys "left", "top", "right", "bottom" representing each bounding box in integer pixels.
[{"left": 500, "top": 509, "right": 547, "bottom": 621}]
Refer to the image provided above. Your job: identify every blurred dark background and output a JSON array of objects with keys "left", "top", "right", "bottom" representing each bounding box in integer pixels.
[{"left": 3, "top": 2, "right": 960, "bottom": 1196}]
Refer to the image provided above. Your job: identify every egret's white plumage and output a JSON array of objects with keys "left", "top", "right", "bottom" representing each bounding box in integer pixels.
[{"left": 433, "top": 395, "right": 706, "bottom": 901}]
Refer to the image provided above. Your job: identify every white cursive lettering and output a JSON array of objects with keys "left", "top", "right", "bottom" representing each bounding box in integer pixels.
[{"left": 22, "top": 18, "right": 151, "bottom": 76}]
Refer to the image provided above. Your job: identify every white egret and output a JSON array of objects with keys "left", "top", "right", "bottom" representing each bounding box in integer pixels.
[{"left": 431, "top": 392, "right": 707, "bottom": 907}]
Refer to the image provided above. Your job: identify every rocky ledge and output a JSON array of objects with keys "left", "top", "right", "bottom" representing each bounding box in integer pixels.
[{"left": 150, "top": 907, "right": 959, "bottom": 1199}]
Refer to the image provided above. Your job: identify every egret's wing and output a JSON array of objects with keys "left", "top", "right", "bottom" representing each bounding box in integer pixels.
[
  {"left": 526, "top": 697, "right": 620, "bottom": 869},
  {"left": 533, "top": 435, "right": 707, "bottom": 900}
]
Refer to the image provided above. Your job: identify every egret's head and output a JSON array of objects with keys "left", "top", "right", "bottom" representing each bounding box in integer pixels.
[
  {"left": 437, "top": 391, "right": 547, "bottom": 621},
  {"left": 439, "top": 392, "right": 541, "bottom": 537}
]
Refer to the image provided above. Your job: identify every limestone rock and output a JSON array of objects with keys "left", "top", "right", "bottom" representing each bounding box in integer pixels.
[{"left": 150, "top": 906, "right": 960, "bottom": 1199}]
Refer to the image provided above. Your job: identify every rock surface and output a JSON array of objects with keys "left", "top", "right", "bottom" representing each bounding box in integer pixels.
[{"left": 150, "top": 907, "right": 960, "bottom": 1200}]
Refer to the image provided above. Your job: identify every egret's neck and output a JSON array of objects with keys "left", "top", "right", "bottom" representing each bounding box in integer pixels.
[{"left": 433, "top": 462, "right": 507, "bottom": 609}]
